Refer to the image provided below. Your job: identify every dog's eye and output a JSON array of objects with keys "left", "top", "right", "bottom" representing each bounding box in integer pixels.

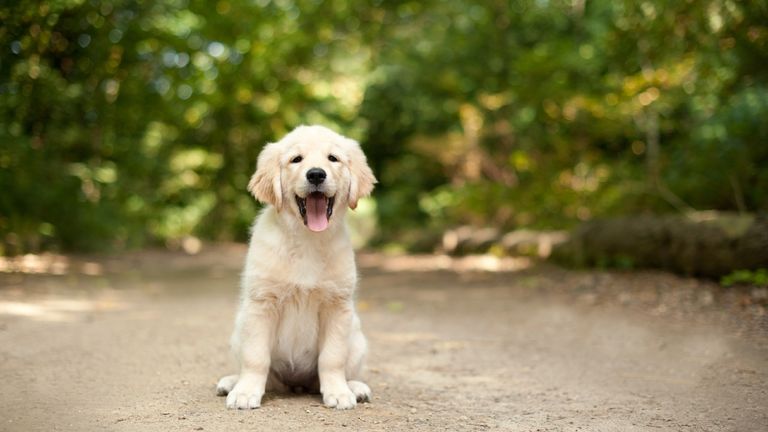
[
  {"left": 290, "top": 155, "right": 303, "bottom": 164},
  {"left": 328, "top": 154, "right": 338, "bottom": 162}
]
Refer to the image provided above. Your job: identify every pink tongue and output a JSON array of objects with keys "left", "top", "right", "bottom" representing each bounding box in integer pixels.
[{"left": 306, "top": 194, "right": 329, "bottom": 232}]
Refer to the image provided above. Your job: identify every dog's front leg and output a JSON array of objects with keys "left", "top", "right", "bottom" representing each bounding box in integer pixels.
[
  {"left": 318, "top": 299, "right": 357, "bottom": 409},
  {"left": 226, "top": 300, "right": 275, "bottom": 409}
]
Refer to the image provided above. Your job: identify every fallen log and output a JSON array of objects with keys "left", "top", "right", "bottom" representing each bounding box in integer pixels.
[
  {"left": 551, "top": 212, "right": 768, "bottom": 278},
  {"left": 441, "top": 225, "right": 567, "bottom": 257}
]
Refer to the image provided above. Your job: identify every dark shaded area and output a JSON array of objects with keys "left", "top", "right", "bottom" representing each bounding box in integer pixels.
[{"left": 552, "top": 213, "right": 768, "bottom": 277}]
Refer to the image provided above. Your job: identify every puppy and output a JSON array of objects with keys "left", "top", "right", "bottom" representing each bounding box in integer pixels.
[{"left": 216, "top": 125, "right": 376, "bottom": 410}]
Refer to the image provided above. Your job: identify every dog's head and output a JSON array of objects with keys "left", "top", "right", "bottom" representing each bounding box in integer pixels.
[{"left": 247, "top": 125, "right": 376, "bottom": 232}]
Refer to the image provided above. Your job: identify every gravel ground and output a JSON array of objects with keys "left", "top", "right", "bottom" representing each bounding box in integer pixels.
[{"left": 1, "top": 244, "right": 766, "bottom": 431}]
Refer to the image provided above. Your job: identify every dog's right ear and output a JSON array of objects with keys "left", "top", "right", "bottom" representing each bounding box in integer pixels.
[
  {"left": 346, "top": 139, "right": 377, "bottom": 210},
  {"left": 247, "top": 142, "right": 283, "bottom": 210}
]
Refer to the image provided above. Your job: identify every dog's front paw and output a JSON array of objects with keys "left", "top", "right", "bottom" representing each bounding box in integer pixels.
[
  {"left": 225, "top": 379, "right": 264, "bottom": 409},
  {"left": 323, "top": 387, "right": 357, "bottom": 410}
]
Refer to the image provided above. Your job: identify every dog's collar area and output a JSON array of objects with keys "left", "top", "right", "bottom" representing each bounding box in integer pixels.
[{"left": 295, "top": 192, "right": 335, "bottom": 229}]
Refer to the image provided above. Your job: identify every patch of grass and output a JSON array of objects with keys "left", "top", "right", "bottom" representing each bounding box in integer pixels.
[{"left": 721, "top": 269, "right": 768, "bottom": 287}]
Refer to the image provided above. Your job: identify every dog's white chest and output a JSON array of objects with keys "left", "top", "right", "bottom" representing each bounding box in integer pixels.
[{"left": 270, "top": 290, "right": 321, "bottom": 383}]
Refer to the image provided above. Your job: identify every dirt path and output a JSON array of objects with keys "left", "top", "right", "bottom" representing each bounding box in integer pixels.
[{"left": 1, "top": 245, "right": 767, "bottom": 431}]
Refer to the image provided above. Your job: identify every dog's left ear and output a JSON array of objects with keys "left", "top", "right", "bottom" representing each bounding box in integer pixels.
[
  {"left": 346, "top": 139, "right": 377, "bottom": 210},
  {"left": 247, "top": 142, "right": 283, "bottom": 210}
]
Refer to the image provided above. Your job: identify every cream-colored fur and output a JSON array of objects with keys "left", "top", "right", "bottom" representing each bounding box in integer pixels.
[{"left": 216, "top": 125, "right": 376, "bottom": 410}]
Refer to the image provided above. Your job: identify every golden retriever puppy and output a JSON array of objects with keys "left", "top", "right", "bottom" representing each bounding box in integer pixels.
[{"left": 216, "top": 125, "right": 376, "bottom": 410}]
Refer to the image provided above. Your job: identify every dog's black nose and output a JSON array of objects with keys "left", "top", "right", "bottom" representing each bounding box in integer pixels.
[{"left": 306, "top": 168, "right": 326, "bottom": 185}]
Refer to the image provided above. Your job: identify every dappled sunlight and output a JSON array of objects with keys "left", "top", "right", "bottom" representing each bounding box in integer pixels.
[
  {"left": 358, "top": 252, "right": 531, "bottom": 273},
  {"left": 0, "top": 297, "right": 127, "bottom": 322},
  {"left": 0, "top": 253, "right": 104, "bottom": 275}
]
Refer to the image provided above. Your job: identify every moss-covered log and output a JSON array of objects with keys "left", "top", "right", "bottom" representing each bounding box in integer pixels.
[{"left": 551, "top": 213, "right": 768, "bottom": 278}]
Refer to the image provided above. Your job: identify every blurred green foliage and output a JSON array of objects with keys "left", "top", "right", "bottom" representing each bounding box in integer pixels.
[
  {"left": 362, "top": 0, "right": 768, "bottom": 244},
  {"left": 721, "top": 269, "right": 768, "bottom": 287},
  {"left": 1, "top": 0, "right": 767, "bottom": 254}
]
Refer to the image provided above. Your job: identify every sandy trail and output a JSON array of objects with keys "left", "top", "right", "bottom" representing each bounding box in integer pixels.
[{"left": 1, "top": 245, "right": 766, "bottom": 431}]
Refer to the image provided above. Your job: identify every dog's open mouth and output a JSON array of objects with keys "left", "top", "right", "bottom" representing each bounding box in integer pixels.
[{"left": 295, "top": 192, "right": 334, "bottom": 232}]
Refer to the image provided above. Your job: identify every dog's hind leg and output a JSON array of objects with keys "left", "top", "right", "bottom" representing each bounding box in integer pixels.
[
  {"left": 347, "top": 380, "right": 371, "bottom": 402},
  {"left": 216, "top": 374, "right": 238, "bottom": 396},
  {"left": 216, "top": 372, "right": 288, "bottom": 396}
]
